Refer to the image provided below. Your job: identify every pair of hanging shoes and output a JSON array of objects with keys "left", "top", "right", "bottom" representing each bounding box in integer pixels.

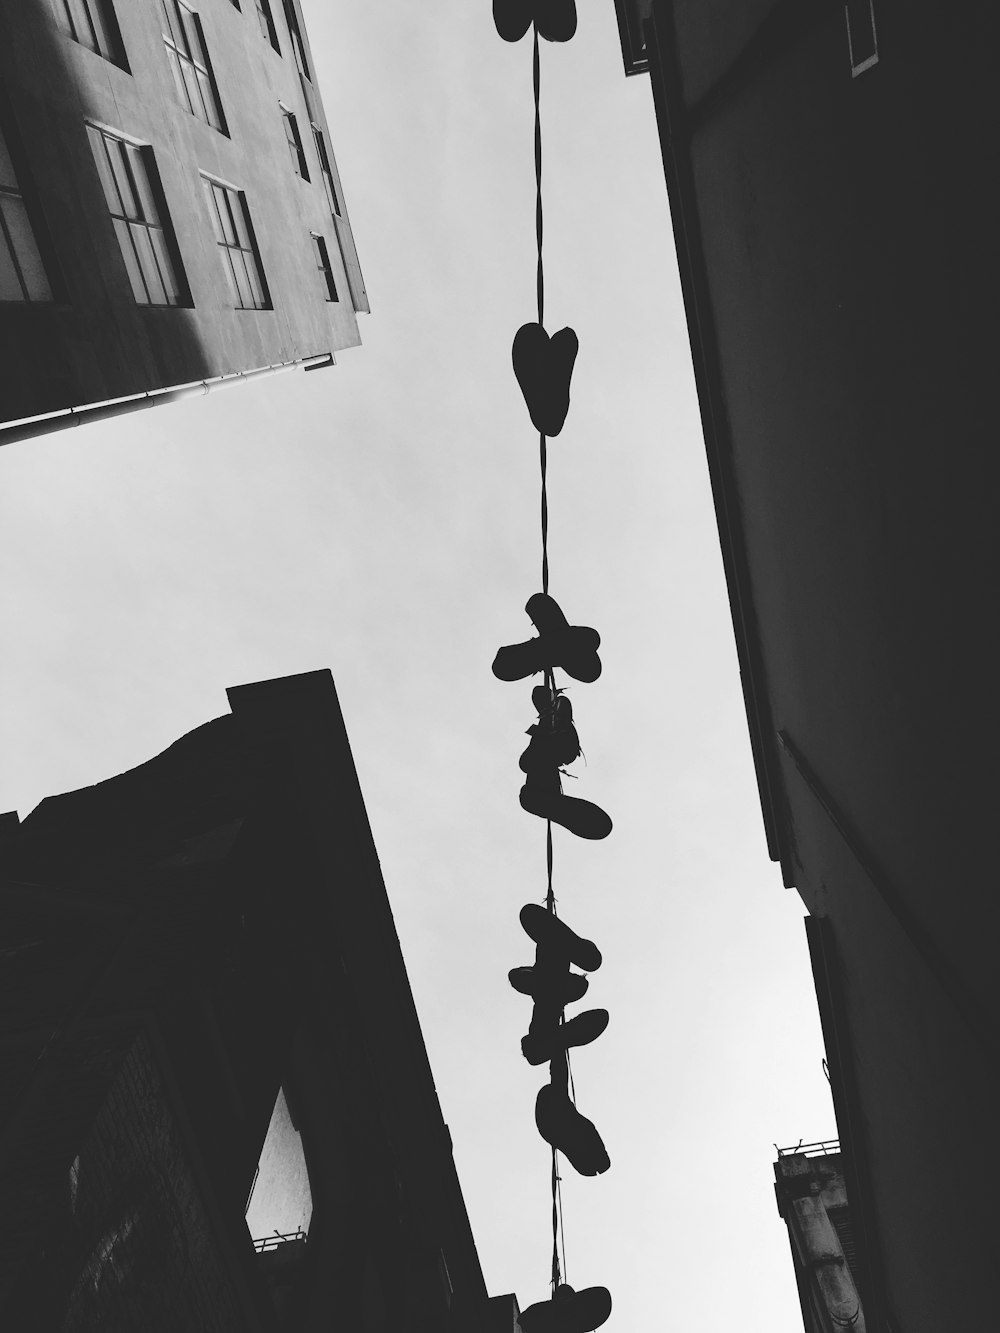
[
  {"left": 519, "top": 903, "right": 601, "bottom": 971},
  {"left": 512, "top": 323, "right": 579, "bottom": 435},
  {"left": 509, "top": 964, "right": 589, "bottom": 1006},
  {"left": 522, "top": 692, "right": 580, "bottom": 770},
  {"left": 518, "top": 1285, "right": 613, "bottom": 1333},
  {"left": 494, "top": 594, "right": 601, "bottom": 684},
  {"left": 493, "top": 0, "right": 577, "bottom": 45},
  {"left": 521, "top": 768, "right": 612, "bottom": 840},
  {"left": 521, "top": 1007, "right": 609, "bottom": 1066},
  {"left": 535, "top": 1083, "right": 610, "bottom": 1176}
]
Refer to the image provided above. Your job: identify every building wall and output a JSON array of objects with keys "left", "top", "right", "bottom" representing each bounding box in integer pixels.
[
  {"left": 774, "top": 1150, "right": 865, "bottom": 1333},
  {"left": 0, "top": 672, "right": 493, "bottom": 1332},
  {"left": 0, "top": 0, "right": 367, "bottom": 424},
  {"left": 633, "top": 1, "right": 1000, "bottom": 1327}
]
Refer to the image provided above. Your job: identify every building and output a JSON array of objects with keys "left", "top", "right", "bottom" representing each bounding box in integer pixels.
[
  {"left": 613, "top": 2, "right": 1000, "bottom": 1329},
  {"left": 0, "top": 669, "right": 516, "bottom": 1332},
  {"left": 0, "top": 0, "right": 367, "bottom": 445},
  {"left": 774, "top": 1142, "right": 864, "bottom": 1333}
]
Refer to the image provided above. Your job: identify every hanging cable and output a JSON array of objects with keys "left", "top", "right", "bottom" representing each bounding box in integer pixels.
[
  {"left": 533, "top": 24, "right": 543, "bottom": 329},
  {"left": 550, "top": 1147, "right": 561, "bottom": 1294}
]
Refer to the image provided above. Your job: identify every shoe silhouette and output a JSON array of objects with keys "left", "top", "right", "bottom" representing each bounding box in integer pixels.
[
  {"left": 521, "top": 691, "right": 581, "bottom": 770},
  {"left": 521, "top": 1007, "right": 609, "bottom": 1065},
  {"left": 517, "top": 1284, "right": 613, "bottom": 1333},
  {"left": 512, "top": 323, "right": 579, "bottom": 435},
  {"left": 492, "top": 594, "right": 601, "bottom": 683},
  {"left": 520, "top": 770, "right": 612, "bottom": 840},
  {"left": 519, "top": 903, "right": 601, "bottom": 971},
  {"left": 509, "top": 965, "right": 589, "bottom": 1005},
  {"left": 493, "top": 0, "right": 578, "bottom": 45},
  {"left": 535, "top": 1084, "right": 609, "bottom": 1176}
]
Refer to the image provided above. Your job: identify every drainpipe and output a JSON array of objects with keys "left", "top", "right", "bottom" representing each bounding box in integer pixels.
[{"left": 0, "top": 352, "right": 335, "bottom": 448}]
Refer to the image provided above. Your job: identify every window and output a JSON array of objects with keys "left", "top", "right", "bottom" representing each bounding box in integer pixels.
[
  {"left": 55, "top": 0, "right": 124, "bottom": 64},
  {"left": 845, "top": 0, "right": 878, "bottom": 77},
  {"left": 281, "top": 0, "right": 310, "bottom": 79},
  {"left": 203, "top": 178, "right": 270, "bottom": 310},
  {"left": 310, "top": 233, "right": 337, "bottom": 302},
  {"left": 87, "top": 126, "right": 186, "bottom": 306},
  {"left": 160, "top": 1, "right": 226, "bottom": 132},
  {"left": 280, "top": 106, "right": 309, "bottom": 180},
  {"left": 0, "top": 126, "right": 53, "bottom": 302},
  {"left": 310, "top": 125, "right": 340, "bottom": 217},
  {"left": 254, "top": 0, "right": 280, "bottom": 51}
]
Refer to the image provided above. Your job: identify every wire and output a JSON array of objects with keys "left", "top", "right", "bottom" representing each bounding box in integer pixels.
[
  {"left": 540, "top": 431, "right": 549, "bottom": 596},
  {"left": 533, "top": 24, "right": 543, "bottom": 329},
  {"left": 550, "top": 1148, "right": 561, "bottom": 1294}
]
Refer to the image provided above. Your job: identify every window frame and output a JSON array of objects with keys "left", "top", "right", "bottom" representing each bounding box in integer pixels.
[
  {"left": 279, "top": 104, "right": 310, "bottom": 181},
  {"left": 55, "top": 0, "right": 127, "bottom": 67},
  {"left": 309, "top": 232, "right": 338, "bottom": 303},
  {"left": 280, "top": 0, "right": 311, "bottom": 80},
  {"left": 202, "top": 176, "right": 271, "bottom": 311},
  {"left": 310, "top": 124, "right": 341, "bottom": 218},
  {"left": 844, "top": 0, "right": 878, "bottom": 77},
  {"left": 87, "top": 124, "right": 189, "bottom": 308},
  {"left": 253, "top": 0, "right": 280, "bottom": 52},
  {"left": 159, "top": 0, "right": 228, "bottom": 134}
]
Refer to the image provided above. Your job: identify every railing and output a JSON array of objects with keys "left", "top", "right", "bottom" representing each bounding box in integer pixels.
[
  {"left": 252, "top": 1229, "right": 308, "bottom": 1254},
  {"left": 775, "top": 1139, "right": 841, "bottom": 1158}
]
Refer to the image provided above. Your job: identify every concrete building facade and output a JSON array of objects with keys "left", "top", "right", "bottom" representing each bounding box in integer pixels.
[
  {"left": 613, "top": 2, "right": 1000, "bottom": 1329},
  {"left": 0, "top": 0, "right": 367, "bottom": 441},
  {"left": 0, "top": 670, "right": 514, "bottom": 1332},
  {"left": 774, "top": 1143, "right": 865, "bottom": 1333}
]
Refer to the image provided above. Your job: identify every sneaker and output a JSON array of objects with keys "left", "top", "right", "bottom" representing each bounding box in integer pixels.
[
  {"left": 520, "top": 774, "right": 612, "bottom": 841},
  {"left": 517, "top": 1285, "right": 612, "bottom": 1333},
  {"left": 492, "top": 595, "right": 601, "bottom": 683},
  {"left": 521, "top": 1008, "right": 609, "bottom": 1066},
  {"left": 535, "top": 1084, "right": 610, "bottom": 1176},
  {"left": 508, "top": 966, "right": 589, "bottom": 1005},
  {"left": 519, "top": 904, "right": 601, "bottom": 971},
  {"left": 511, "top": 323, "right": 579, "bottom": 436}
]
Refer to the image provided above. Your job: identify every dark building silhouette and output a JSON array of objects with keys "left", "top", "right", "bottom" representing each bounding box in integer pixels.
[
  {"left": 0, "top": 669, "right": 516, "bottom": 1332},
  {"left": 0, "top": 0, "right": 367, "bottom": 444},
  {"left": 774, "top": 1142, "right": 864, "bottom": 1333},
  {"left": 614, "top": 2, "right": 1000, "bottom": 1328}
]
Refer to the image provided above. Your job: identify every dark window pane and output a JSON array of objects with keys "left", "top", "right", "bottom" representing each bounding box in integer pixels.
[
  {"left": 232, "top": 249, "right": 254, "bottom": 308},
  {"left": 113, "top": 216, "right": 147, "bottom": 300},
  {"left": 196, "top": 69, "right": 222, "bottom": 130},
  {"left": 160, "top": 0, "right": 185, "bottom": 48},
  {"left": 107, "top": 139, "right": 139, "bottom": 219},
  {"left": 87, "top": 0, "right": 114, "bottom": 55},
  {"left": 222, "top": 248, "right": 242, "bottom": 305},
  {"left": 215, "top": 185, "right": 238, "bottom": 245},
  {"left": 180, "top": 58, "right": 203, "bottom": 119},
  {"left": 127, "top": 146, "right": 161, "bottom": 224},
  {"left": 231, "top": 197, "right": 251, "bottom": 250},
  {"left": 180, "top": 7, "right": 204, "bottom": 61},
  {"left": 203, "top": 182, "right": 225, "bottom": 243},
  {"left": 131, "top": 221, "right": 167, "bottom": 304},
  {"left": 88, "top": 127, "right": 121, "bottom": 211},
  {"left": 149, "top": 228, "right": 180, "bottom": 304},
  {"left": 244, "top": 251, "right": 265, "bottom": 307}
]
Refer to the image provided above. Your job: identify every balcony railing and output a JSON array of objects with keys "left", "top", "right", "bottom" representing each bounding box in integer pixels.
[
  {"left": 252, "top": 1229, "right": 308, "bottom": 1254},
  {"left": 775, "top": 1139, "right": 841, "bottom": 1158}
]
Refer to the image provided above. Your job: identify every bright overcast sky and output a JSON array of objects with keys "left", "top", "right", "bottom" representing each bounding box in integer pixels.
[{"left": 0, "top": 3, "right": 835, "bottom": 1329}]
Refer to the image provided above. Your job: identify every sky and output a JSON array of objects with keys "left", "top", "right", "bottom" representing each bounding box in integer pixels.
[{"left": 0, "top": 2, "right": 837, "bottom": 1328}]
